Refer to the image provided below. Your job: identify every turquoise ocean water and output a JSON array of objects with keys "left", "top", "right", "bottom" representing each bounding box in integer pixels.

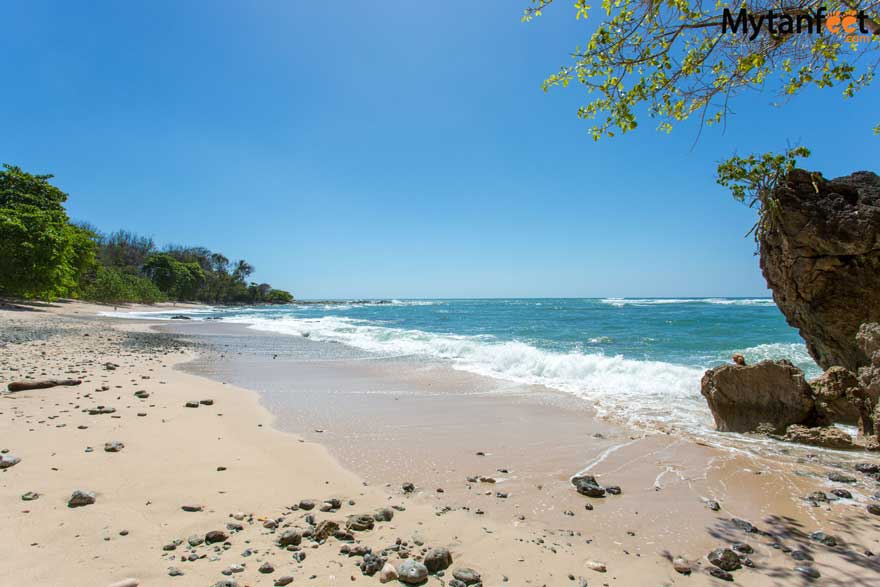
[{"left": 117, "top": 298, "right": 818, "bottom": 434}]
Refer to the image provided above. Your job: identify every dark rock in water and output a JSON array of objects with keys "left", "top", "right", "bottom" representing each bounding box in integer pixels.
[
  {"left": 397, "top": 559, "right": 429, "bottom": 584},
  {"left": 707, "top": 567, "right": 734, "bottom": 581},
  {"left": 452, "top": 567, "right": 482, "bottom": 585},
  {"left": 205, "top": 530, "right": 229, "bottom": 544},
  {"left": 855, "top": 462, "right": 880, "bottom": 474},
  {"left": 828, "top": 472, "right": 856, "bottom": 483},
  {"left": 783, "top": 425, "right": 855, "bottom": 449},
  {"left": 423, "top": 547, "right": 452, "bottom": 573},
  {"left": 795, "top": 565, "right": 821, "bottom": 579},
  {"left": 759, "top": 169, "right": 880, "bottom": 372},
  {"left": 68, "top": 489, "right": 96, "bottom": 507},
  {"left": 170, "top": 315, "right": 192, "bottom": 320},
  {"left": 809, "top": 531, "right": 838, "bottom": 547},
  {"left": 708, "top": 548, "right": 741, "bottom": 571},
  {"left": 572, "top": 475, "right": 606, "bottom": 498},
  {"left": 701, "top": 360, "right": 813, "bottom": 433}
]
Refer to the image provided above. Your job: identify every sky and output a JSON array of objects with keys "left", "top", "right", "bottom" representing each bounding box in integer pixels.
[{"left": 3, "top": 1, "right": 878, "bottom": 299}]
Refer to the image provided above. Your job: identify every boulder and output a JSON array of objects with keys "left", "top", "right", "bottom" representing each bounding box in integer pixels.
[
  {"left": 700, "top": 360, "right": 814, "bottom": 433},
  {"left": 759, "top": 170, "right": 880, "bottom": 372},
  {"left": 810, "top": 367, "right": 863, "bottom": 425},
  {"left": 857, "top": 323, "right": 880, "bottom": 435}
]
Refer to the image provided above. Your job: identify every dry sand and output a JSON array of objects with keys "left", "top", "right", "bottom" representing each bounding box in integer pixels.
[{"left": 2, "top": 300, "right": 880, "bottom": 586}]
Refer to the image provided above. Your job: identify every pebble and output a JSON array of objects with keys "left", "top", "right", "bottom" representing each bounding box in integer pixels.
[
  {"left": 68, "top": 489, "right": 96, "bottom": 508},
  {"left": 397, "top": 559, "right": 429, "bottom": 584},
  {"left": 181, "top": 504, "right": 203, "bottom": 512},
  {"left": 452, "top": 567, "right": 482, "bottom": 584},
  {"left": 258, "top": 562, "right": 275, "bottom": 574},
  {"left": 585, "top": 560, "right": 606, "bottom": 573},
  {"left": 424, "top": 547, "right": 453, "bottom": 572},
  {"left": 828, "top": 472, "right": 856, "bottom": 483},
  {"left": 571, "top": 475, "right": 605, "bottom": 498},
  {"left": 21, "top": 491, "right": 39, "bottom": 501},
  {"left": 104, "top": 441, "right": 124, "bottom": 452},
  {"left": 795, "top": 565, "right": 821, "bottom": 579},
  {"left": 167, "top": 567, "right": 184, "bottom": 577},
  {"left": 274, "top": 577, "right": 294, "bottom": 587},
  {"left": 0, "top": 454, "right": 21, "bottom": 469},
  {"left": 672, "top": 557, "right": 691, "bottom": 574},
  {"left": 868, "top": 504, "right": 880, "bottom": 516},
  {"left": 707, "top": 548, "right": 741, "bottom": 571},
  {"left": 707, "top": 567, "right": 733, "bottom": 581},
  {"left": 378, "top": 563, "right": 399, "bottom": 583},
  {"left": 184, "top": 401, "right": 199, "bottom": 408},
  {"left": 205, "top": 530, "right": 229, "bottom": 544}
]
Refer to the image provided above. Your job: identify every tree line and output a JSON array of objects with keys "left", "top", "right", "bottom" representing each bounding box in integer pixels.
[{"left": 0, "top": 164, "right": 294, "bottom": 305}]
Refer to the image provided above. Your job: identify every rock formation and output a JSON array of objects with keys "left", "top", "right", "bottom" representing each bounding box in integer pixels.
[
  {"left": 700, "top": 360, "right": 814, "bottom": 433},
  {"left": 759, "top": 169, "right": 880, "bottom": 372}
]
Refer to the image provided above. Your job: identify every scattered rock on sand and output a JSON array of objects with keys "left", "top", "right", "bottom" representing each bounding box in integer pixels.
[
  {"left": 277, "top": 529, "right": 301, "bottom": 547},
  {"left": 867, "top": 504, "right": 880, "bottom": 516},
  {"left": 585, "top": 560, "right": 607, "bottom": 573},
  {"left": 258, "top": 562, "right": 274, "bottom": 574},
  {"left": 828, "top": 471, "right": 856, "bottom": 483},
  {"left": 571, "top": 475, "right": 605, "bottom": 498},
  {"left": 68, "top": 489, "right": 96, "bottom": 507},
  {"left": 402, "top": 482, "right": 416, "bottom": 494},
  {"left": 397, "top": 559, "right": 428, "bottom": 584},
  {"left": 184, "top": 401, "right": 199, "bottom": 408},
  {"left": 783, "top": 425, "right": 855, "bottom": 449},
  {"left": 21, "top": 491, "right": 39, "bottom": 501},
  {"left": 181, "top": 504, "right": 203, "bottom": 512},
  {"left": 346, "top": 514, "right": 375, "bottom": 531},
  {"left": 707, "top": 567, "right": 734, "bottom": 581},
  {"left": 314, "top": 520, "right": 339, "bottom": 541},
  {"left": 205, "top": 530, "right": 229, "bottom": 544},
  {"left": 360, "top": 553, "right": 386, "bottom": 576},
  {"left": 707, "top": 548, "right": 741, "bottom": 571},
  {"left": 424, "top": 547, "right": 452, "bottom": 573},
  {"left": 104, "top": 441, "right": 124, "bottom": 452},
  {"left": 373, "top": 507, "right": 394, "bottom": 522},
  {"left": 795, "top": 565, "right": 821, "bottom": 579},
  {"left": 0, "top": 454, "right": 21, "bottom": 469},
  {"left": 672, "top": 557, "right": 691, "bottom": 574},
  {"left": 452, "top": 568, "right": 482, "bottom": 585},
  {"left": 274, "top": 577, "right": 293, "bottom": 587},
  {"left": 378, "top": 563, "right": 398, "bottom": 583}
]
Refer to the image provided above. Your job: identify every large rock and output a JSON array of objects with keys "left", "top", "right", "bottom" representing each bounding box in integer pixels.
[
  {"left": 759, "top": 169, "right": 880, "bottom": 372},
  {"left": 701, "top": 360, "right": 814, "bottom": 433},
  {"left": 810, "top": 366, "right": 863, "bottom": 425},
  {"left": 857, "top": 323, "right": 880, "bottom": 435},
  {"left": 782, "top": 425, "right": 855, "bottom": 449}
]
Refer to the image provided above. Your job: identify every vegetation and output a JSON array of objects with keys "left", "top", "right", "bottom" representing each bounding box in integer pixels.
[
  {"left": 0, "top": 164, "right": 295, "bottom": 304},
  {"left": 524, "top": 0, "right": 878, "bottom": 221}
]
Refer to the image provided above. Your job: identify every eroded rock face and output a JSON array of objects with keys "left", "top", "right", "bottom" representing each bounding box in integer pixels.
[
  {"left": 810, "top": 366, "right": 863, "bottom": 425},
  {"left": 700, "top": 360, "right": 813, "bottom": 433},
  {"left": 782, "top": 425, "right": 855, "bottom": 450},
  {"left": 857, "top": 323, "right": 880, "bottom": 436},
  {"left": 759, "top": 170, "right": 880, "bottom": 372}
]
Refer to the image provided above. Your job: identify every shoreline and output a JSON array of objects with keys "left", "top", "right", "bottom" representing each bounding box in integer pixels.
[{"left": 2, "top": 301, "right": 880, "bottom": 586}]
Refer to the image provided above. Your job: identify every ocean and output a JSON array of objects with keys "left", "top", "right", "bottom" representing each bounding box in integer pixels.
[{"left": 114, "top": 298, "right": 818, "bottom": 435}]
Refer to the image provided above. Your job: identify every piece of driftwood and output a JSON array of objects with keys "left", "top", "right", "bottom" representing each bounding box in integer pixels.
[{"left": 6, "top": 379, "right": 82, "bottom": 392}]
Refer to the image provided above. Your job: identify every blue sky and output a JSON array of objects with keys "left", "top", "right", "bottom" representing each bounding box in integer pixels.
[{"left": 3, "top": 1, "right": 878, "bottom": 298}]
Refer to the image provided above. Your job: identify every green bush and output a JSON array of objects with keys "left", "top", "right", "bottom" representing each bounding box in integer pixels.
[{"left": 83, "top": 266, "right": 166, "bottom": 304}]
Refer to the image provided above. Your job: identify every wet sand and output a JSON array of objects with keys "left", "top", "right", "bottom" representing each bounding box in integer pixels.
[{"left": 1, "top": 301, "right": 879, "bottom": 586}]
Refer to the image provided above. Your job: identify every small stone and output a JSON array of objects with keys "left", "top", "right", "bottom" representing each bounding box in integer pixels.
[
  {"left": 360, "top": 553, "right": 386, "bottom": 576},
  {"left": 397, "top": 559, "right": 428, "bottom": 584},
  {"left": 605, "top": 485, "right": 622, "bottom": 495},
  {"left": 378, "top": 563, "right": 399, "bottom": 583},
  {"left": 707, "top": 567, "right": 733, "bottom": 581},
  {"left": 424, "top": 547, "right": 452, "bottom": 573},
  {"left": 571, "top": 475, "right": 605, "bottom": 498},
  {"left": 795, "top": 565, "right": 821, "bottom": 579},
  {"left": 134, "top": 390, "right": 149, "bottom": 399},
  {"left": 730, "top": 518, "right": 757, "bottom": 533},
  {"left": 732, "top": 542, "right": 753, "bottom": 554},
  {"left": 298, "top": 499, "right": 317, "bottom": 510},
  {"left": 585, "top": 560, "right": 606, "bottom": 573},
  {"left": 314, "top": 520, "right": 339, "bottom": 541},
  {"left": 831, "top": 488, "right": 852, "bottom": 499},
  {"left": 181, "top": 504, "right": 203, "bottom": 512},
  {"left": 672, "top": 557, "right": 691, "bottom": 574},
  {"left": 68, "top": 489, "right": 96, "bottom": 508},
  {"left": 402, "top": 482, "right": 416, "bottom": 494},
  {"left": 259, "top": 562, "right": 275, "bottom": 574},
  {"left": 0, "top": 454, "right": 21, "bottom": 469},
  {"left": 184, "top": 401, "right": 199, "bottom": 408},
  {"left": 205, "top": 530, "right": 229, "bottom": 544},
  {"left": 373, "top": 507, "right": 394, "bottom": 522},
  {"left": 346, "top": 514, "right": 375, "bottom": 531},
  {"left": 868, "top": 504, "right": 880, "bottom": 516},
  {"left": 705, "top": 499, "right": 721, "bottom": 511},
  {"left": 274, "top": 577, "right": 294, "bottom": 587},
  {"left": 187, "top": 534, "right": 204, "bottom": 547},
  {"left": 707, "top": 548, "right": 741, "bottom": 571},
  {"left": 791, "top": 550, "right": 813, "bottom": 561},
  {"left": 809, "top": 531, "right": 837, "bottom": 547},
  {"left": 200, "top": 399, "right": 214, "bottom": 405},
  {"left": 21, "top": 491, "right": 39, "bottom": 501},
  {"left": 277, "top": 528, "right": 302, "bottom": 547},
  {"left": 828, "top": 472, "right": 856, "bottom": 483},
  {"left": 452, "top": 568, "right": 482, "bottom": 585},
  {"left": 104, "top": 441, "right": 125, "bottom": 452},
  {"left": 168, "top": 567, "right": 184, "bottom": 577}
]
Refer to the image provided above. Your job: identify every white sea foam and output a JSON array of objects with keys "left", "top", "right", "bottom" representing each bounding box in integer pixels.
[
  {"left": 225, "top": 314, "right": 711, "bottom": 430},
  {"left": 601, "top": 298, "right": 775, "bottom": 307}
]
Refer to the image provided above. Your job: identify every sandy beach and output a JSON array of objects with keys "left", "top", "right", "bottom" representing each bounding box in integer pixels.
[{"left": 2, "top": 300, "right": 880, "bottom": 587}]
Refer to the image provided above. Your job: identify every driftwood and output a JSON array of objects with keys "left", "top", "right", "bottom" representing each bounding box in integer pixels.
[{"left": 6, "top": 379, "right": 82, "bottom": 392}]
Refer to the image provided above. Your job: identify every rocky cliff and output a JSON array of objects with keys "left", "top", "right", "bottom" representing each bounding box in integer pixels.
[{"left": 759, "top": 169, "right": 880, "bottom": 371}]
